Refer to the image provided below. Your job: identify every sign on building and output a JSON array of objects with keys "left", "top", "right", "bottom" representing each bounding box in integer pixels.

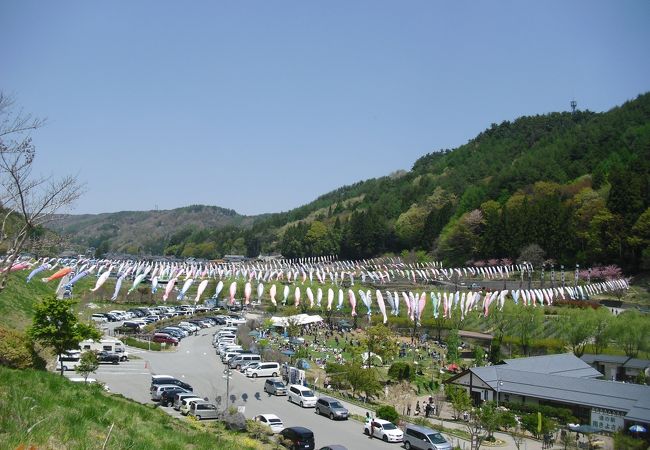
[{"left": 590, "top": 408, "right": 625, "bottom": 432}]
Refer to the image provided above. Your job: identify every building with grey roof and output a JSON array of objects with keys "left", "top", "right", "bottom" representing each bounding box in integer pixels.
[
  {"left": 581, "top": 354, "right": 650, "bottom": 382},
  {"left": 445, "top": 353, "right": 650, "bottom": 432}
]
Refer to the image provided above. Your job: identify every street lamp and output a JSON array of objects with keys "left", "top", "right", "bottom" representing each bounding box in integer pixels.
[
  {"left": 222, "top": 368, "right": 233, "bottom": 412},
  {"left": 496, "top": 380, "right": 504, "bottom": 408}
]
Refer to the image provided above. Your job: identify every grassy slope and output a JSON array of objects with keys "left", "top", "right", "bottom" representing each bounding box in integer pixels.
[
  {"left": 0, "top": 272, "right": 55, "bottom": 330},
  {"left": 0, "top": 367, "right": 266, "bottom": 450}
]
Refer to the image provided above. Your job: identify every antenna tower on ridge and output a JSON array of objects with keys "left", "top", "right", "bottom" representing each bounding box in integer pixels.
[{"left": 570, "top": 100, "right": 577, "bottom": 114}]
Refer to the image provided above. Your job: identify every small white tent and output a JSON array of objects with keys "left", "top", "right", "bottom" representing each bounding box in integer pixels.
[
  {"left": 361, "top": 352, "right": 382, "bottom": 365},
  {"left": 270, "top": 314, "right": 323, "bottom": 328}
]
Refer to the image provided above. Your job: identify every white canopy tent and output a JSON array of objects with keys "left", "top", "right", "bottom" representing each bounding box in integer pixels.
[
  {"left": 270, "top": 314, "right": 323, "bottom": 327},
  {"left": 361, "top": 352, "right": 382, "bottom": 365}
]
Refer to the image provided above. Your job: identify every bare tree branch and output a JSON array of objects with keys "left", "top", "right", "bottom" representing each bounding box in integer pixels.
[{"left": 0, "top": 92, "right": 84, "bottom": 292}]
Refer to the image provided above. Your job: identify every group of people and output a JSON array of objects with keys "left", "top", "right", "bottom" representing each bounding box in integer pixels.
[{"left": 404, "top": 397, "right": 437, "bottom": 418}]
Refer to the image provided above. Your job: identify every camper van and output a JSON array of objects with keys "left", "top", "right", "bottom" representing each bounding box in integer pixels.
[
  {"left": 79, "top": 338, "right": 129, "bottom": 361},
  {"left": 56, "top": 350, "right": 81, "bottom": 371}
]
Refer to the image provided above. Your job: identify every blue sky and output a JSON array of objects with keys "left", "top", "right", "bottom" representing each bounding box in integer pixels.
[{"left": 1, "top": 1, "right": 649, "bottom": 216}]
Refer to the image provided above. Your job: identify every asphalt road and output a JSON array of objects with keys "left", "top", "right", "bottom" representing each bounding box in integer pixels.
[{"left": 70, "top": 326, "right": 403, "bottom": 450}]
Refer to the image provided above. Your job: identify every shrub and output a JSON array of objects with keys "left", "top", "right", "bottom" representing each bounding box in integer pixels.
[
  {"left": 413, "top": 417, "right": 430, "bottom": 427},
  {"left": 123, "top": 337, "right": 163, "bottom": 351},
  {"left": 501, "top": 402, "right": 576, "bottom": 424},
  {"left": 613, "top": 432, "right": 647, "bottom": 450},
  {"left": 520, "top": 413, "right": 557, "bottom": 439},
  {"left": 376, "top": 405, "right": 399, "bottom": 424},
  {"left": 0, "top": 326, "right": 42, "bottom": 369},
  {"left": 245, "top": 419, "right": 272, "bottom": 443},
  {"left": 388, "top": 361, "right": 415, "bottom": 381}
]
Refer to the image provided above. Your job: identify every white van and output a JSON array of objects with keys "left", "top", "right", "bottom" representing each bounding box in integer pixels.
[
  {"left": 218, "top": 327, "right": 238, "bottom": 336},
  {"left": 80, "top": 338, "right": 129, "bottom": 361},
  {"left": 222, "top": 350, "right": 244, "bottom": 363},
  {"left": 246, "top": 362, "right": 280, "bottom": 378},
  {"left": 219, "top": 345, "right": 242, "bottom": 356},
  {"left": 287, "top": 384, "right": 317, "bottom": 408},
  {"left": 217, "top": 334, "right": 236, "bottom": 343},
  {"left": 56, "top": 350, "right": 81, "bottom": 371},
  {"left": 229, "top": 354, "right": 261, "bottom": 369},
  {"left": 225, "top": 317, "right": 246, "bottom": 326}
]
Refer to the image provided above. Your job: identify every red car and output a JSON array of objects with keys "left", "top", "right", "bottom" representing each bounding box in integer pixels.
[{"left": 153, "top": 333, "right": 179, "bottom": 345}]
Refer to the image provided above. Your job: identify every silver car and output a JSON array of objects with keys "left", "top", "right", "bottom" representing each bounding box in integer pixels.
[
  {"left": 404, "top": 424, "right": 451, "bottom": 450},
  {"left": 188, "top": 401, "right": 219, "bottom": 420},
  {"left": 315, "top": 396, "right": 349, "bottom": 420},
  {"left": 264, "top": 379, "right": 287, "bottom": 396}
]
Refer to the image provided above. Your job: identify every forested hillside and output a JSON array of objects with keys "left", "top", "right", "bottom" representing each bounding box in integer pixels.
[
  {"left": 49, "top": 205, "right": 260, "bottom": 256},
  {"left": 160, "top": 93, "right": 650, "bottom": 271},
  {"left": 62, "top": 94, "right": 650, "bottom": 271}
]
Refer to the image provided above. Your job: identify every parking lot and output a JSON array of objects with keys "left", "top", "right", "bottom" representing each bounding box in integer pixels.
[{"left": 66, "top": 324, "right": 407, "bottom": 449}]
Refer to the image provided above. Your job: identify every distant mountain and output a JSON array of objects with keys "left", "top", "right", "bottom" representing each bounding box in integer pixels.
[{"left": 49, "top": 205, "right": 260, "bottom": 256}]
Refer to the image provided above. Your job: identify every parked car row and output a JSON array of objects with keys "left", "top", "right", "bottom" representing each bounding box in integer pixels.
[
  {"left": 151, "top": 313, "right": 239, "bottom": 344},
  {"left": 150, "top": 374, "right": 219, "bottom": 420}
]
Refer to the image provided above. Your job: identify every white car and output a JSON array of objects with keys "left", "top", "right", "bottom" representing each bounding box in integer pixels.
[
  {"left": 241, "top": 361, "right": 260, "bottom": 373},
  {"left": 364, "top": 419, "right": 404, "bottom": 443},
  {"left": 180, "top": 397, "right": 204, "bottom": 415},
  {"left": 287, "top": 384, "right": 317, "bottom": 408},
  {"left": 178, "top": 322, "right": 200, "bottom": 332},
  {"left": 91, "top": 313, "right": 108, "bottom": 323},
  {"left": 225, "top": 317, "right": 246, "bottom": 326},
  {"left": 109, "top": 310, "right": 128, "bottom": 320},
  {"left": 67, "top": 377, "right": 110, "bottom": 391},
  {"left": 254, "top": 414, "right": 284, "bottom": 433}
]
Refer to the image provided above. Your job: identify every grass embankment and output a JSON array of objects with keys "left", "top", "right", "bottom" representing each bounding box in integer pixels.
[
  {"left": 0, "top": 366, "right": 268, "bottom": 450},
  {"left": 0, "top": 273, "right": 54, "bottom": 330}
]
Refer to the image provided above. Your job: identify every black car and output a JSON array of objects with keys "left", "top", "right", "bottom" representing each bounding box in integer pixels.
[
  {"left": 128, "top": 308, "right": 146, "bottom": 317},
  {"left": 336, "top": 320, "right": 352, "bottom": 332},
  {"left": 280, "top": 427, "right": 315, "bottom": 450},
  {"left": 104, "top": 313, "right": 120, "bottom": 322},
  {"left": 96, "top": 351, "right": 120, "bottom": 364},
  {"left": 159, "top": 387, "right": 191, "bottom": 407},
  {"left": 150, "top": 377, "right": 193, "bottom": 392},
  {"left": 158, "top": 329, "right": 184, "bottom": 339}
]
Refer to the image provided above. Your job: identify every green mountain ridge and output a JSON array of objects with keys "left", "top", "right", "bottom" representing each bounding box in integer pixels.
[{"left": 53, "top": 93, "right": 650, "bottom": 270}]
